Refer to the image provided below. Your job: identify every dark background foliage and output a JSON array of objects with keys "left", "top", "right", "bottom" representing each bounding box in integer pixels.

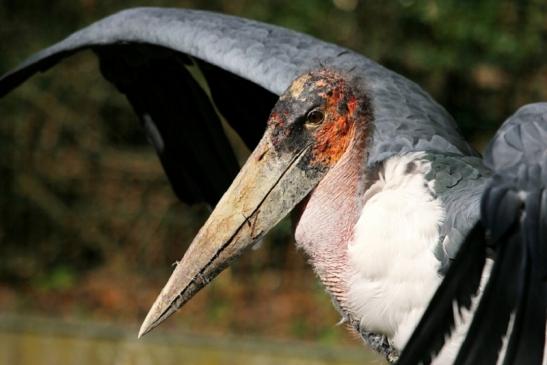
[{"left": 0, "top": 0, "right": 545, "bottom": 346}]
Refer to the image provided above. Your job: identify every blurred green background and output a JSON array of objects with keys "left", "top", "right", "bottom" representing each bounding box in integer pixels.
[{"left": 0, "top": 0, "right": 545, "bottom": 364}]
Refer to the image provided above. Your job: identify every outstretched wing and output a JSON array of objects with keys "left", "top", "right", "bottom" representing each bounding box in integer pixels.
[
  {"left": 0, "top": 7, "right": 478, "bottom": 205},
  {"left": 398, "top": 102, "right": 547, "bottom": 365},
  {"left": 0, "top": 7, "right": 343, "bottom": 205}
]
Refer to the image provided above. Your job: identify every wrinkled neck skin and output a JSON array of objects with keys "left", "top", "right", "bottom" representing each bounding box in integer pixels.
[
  {"left": 293, "top": 128, "right": 400, "bottom": 362},
  {"left": 293, "top": 127, "right": 366, "bottom": 317}
]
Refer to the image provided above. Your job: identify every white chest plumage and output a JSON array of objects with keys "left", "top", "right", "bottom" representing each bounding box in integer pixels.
[
  {"left": 346, "top": 152, "right": 444, "bottom": 350},
  {"left": 344, "top": 153, "right": 546, "bottom": 363}
]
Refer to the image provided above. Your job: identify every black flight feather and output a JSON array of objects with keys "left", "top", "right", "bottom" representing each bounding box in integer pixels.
[
  {"left": 96, "top": 45, "right": 241, "bottom": 205},
  {"left": 454, "top": 190, "right": 523, "bottom": 365},
  {"left": 501, "top": 191, "right": 546, "bottom": 365}
]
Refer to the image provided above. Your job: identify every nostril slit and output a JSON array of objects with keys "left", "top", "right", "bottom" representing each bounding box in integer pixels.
[{"left": 257, "top": 147, "right": 269, "bottom": 161}]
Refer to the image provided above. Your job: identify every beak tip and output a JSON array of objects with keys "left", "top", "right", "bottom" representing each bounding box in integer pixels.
[
  {"left": 137, "top": 312, "right": 156, "bottom": 339},
  {"left": 137, "top": 325, "right": 150, "bottom": 339},
  {"left": 138, "top": 292, "right": 181, "bottom": 339},
  {"left": 137, "top": 320, "right": 150, "bottom": 338}
]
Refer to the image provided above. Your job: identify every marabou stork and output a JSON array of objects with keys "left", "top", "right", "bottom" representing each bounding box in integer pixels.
[{"left": 0, "top": 8, "right": 544, "bottom": 364}]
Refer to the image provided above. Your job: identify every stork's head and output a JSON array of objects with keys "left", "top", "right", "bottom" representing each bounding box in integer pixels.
[{"left": 139, "top": 69, "right": 372, "bottom": 336}]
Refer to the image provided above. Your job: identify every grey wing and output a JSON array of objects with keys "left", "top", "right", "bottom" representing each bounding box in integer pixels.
[
  {"left": 399, "top": 103, "right": 547, "bottom": 365},
  {"left": 0, "top": 7, "right": 346, "bottom": 205},
  {"left": 0, "top": 7, "right": 479, "bottom": 204},
  {"left": 0, "top": 7, "right": 479, "bottom": 205}
]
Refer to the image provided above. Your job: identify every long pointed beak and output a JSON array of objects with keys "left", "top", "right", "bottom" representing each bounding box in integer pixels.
[{"left": 138, "top": 131, "right": 321, "bottom": 337}]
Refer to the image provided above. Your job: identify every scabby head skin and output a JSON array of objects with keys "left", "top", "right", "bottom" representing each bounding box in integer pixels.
[{"left": 271, "top": 69, "right": 371, "bottom": 168}]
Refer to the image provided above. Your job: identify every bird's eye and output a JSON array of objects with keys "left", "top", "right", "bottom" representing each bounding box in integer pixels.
[{"left": 306, "top": 109, "right": 324, "bottom": 125}]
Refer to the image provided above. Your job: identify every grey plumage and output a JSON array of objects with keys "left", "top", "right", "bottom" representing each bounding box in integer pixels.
[
  {"left": 425, "top": 153, "right": 490, "bottom": 272},
  {"left": 485, "top": 102, "right": 547, "bottom": 180}
]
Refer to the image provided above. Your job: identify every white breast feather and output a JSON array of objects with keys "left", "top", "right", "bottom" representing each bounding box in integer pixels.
[
  {"left": 347, "top": 152, "right": 444, "bottom": 350},
  {"left": 347, "top": 153, "right": 547, "bottom": 362}
]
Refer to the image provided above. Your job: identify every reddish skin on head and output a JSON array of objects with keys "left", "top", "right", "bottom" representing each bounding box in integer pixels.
[
  {"left": 267, "top": 69, "right": 367, "bottom": 175},
  {"left": 278, "top": 69, "right": 371, "bottom": 238},
  {"left": 311, "top": 88, "right": 357, "bottom": 166}
]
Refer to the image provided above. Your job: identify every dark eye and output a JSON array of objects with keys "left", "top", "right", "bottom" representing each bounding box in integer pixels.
[{"left": 306, "top": 109, "right": 324, "bottom": 125}]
